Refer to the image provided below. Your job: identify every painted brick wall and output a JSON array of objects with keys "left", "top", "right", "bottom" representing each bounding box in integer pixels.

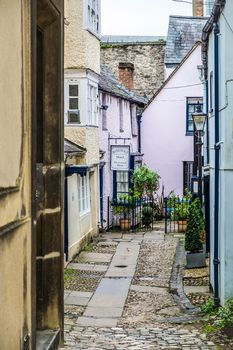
[{"left": 101, "top": 42, "right": 165, "bottom": 99}]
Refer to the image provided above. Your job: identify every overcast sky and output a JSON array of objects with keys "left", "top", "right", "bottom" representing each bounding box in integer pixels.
[{"left": 101, "top": 0, "right": 192, "bottom": 36}]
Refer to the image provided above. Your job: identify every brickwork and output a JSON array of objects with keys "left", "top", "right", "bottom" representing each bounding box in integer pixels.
[
  {"left": 193, "top": 0, "right": 204, "bottom": 17},
  {"left": 118, "top": 62, "right": 134, "bottom": 90},
  {"left": 101, "top": 42, "right": 166, "bottom": 99}
]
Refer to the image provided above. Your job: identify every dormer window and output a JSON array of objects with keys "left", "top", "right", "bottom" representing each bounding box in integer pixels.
[{"left": 86, "top": 0, "right": 100, "bottom": 36}]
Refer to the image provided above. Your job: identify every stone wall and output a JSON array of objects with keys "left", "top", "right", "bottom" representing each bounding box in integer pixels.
[
  {"left": 65, "top": 0, "right": 100, "bottom": 74},
  {"left": 101, "top": 42, "right": 166, "bottom": 99}
]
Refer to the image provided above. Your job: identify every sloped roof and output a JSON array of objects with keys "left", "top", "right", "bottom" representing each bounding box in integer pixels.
[
  {"left": 99, "top": 64, "right": 147, "bottom": 105},
  {"left": 64, "top": 138, "right": 86, "bottom": 155},
  {"left": 144, "top": 42, "right": 201, "bottom": 111},
  {"left": 101, "top": 35, "right": 166, "bottom": 45},
  {"left": 165, "top": 15, "right": 207, "bottom": 66}
]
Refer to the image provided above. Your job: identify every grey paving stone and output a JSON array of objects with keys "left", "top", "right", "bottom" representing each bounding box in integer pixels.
[
  {"left": 84, "top": 306, "right": 123, "bottom": 318},
  {"left": 88, "top": 277, "right": 131, "bottom": 308},
  {"left": 68, "top": 263, "right": 94, "bottom": 271},
  {"left": 76, "top": 317, "right": 118, "bottom": 327},
  {"left": 130, "top": 285, "right": 169, "bottom": 294},
  {"left": 79, "top": 252, "right": 113, "bottom": 263},
  {"left": 65, "top": 291, "right": 93, "bottom": 306}
]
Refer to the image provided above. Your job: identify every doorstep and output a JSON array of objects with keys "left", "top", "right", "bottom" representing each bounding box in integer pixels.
[{"left": 36, "top": 330, "right": 60, "bottom": 350}]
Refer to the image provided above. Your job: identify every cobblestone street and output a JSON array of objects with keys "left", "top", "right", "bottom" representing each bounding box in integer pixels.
[{"left": 64, "top": 225, "right": 217, "bottom": 349}]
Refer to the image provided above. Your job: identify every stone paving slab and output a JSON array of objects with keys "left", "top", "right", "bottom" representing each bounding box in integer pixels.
[
  {"left": 84, "top": 306, "right": 123, "bottom": 318},
  {"left": 68, "top": 263, "right": 94, "bottom": 271},
  {"left": 106, "top": 242, "right": 140, "bottom": 278},
  {"left": 78, "top": 252, "right": 113, "bottom": 263},
  {"left": 130, "top": 284, "right": 169, "bottom": 294},
  {"left": 65, "top": 291, "right": 93, "bottom": 306},
  {"left": 76, "top": 317, "right": 118, "bottom": 327},
  {"left": 88, "top": 278, "right": 131, "bottom": 308},
  {"left": 184, "top": 285, "right": 210, "bottom": 294}
]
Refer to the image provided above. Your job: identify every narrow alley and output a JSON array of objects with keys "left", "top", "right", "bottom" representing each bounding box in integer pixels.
[{"left": 64, "top": 225, "right": 216, "bottom": 350}]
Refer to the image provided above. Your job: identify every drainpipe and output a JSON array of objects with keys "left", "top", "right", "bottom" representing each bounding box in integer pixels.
[
  {"left": 137, "top": 114, "right": 142, "bottom": 153},
  {"left": 206, "top": 79, "right": 210, "bottom": 164},
  {"left": 213, "top": 22, "right": 220, "bottom": 306},
  {"left": 64, "top": 176, "right": 69, "bottom": 261}
]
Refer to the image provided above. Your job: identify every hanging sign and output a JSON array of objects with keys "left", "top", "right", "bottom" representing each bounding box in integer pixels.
[{"left": 110, "top": 145, "right": 130, "bottom": 171}]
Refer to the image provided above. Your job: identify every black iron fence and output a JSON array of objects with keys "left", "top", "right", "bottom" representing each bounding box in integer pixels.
[
  {"left": 107, "top": 196, "right": 159, "bottom": 232},
  {"left": 164, "top": 195, "right": 190, "bottom": 234}
]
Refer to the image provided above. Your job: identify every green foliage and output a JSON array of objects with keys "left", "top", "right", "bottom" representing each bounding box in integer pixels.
[
  {"left": 185, "top": 198, "right": 204, "bottom": 253},
  {"left": 215, "top": 299, "right": 233, "bottom": 329},
  {"left": 201, "top": 298, "right": 216, "bottom": 315},
  {"left": 111, "top": 194, "right": 135, "bottom": 218},
  {"left": 132, "top": 166, "right": 160, "bottom": 198},
  {"left": 169, "top": 190, "right": 192, "bottom": 221},
  {"left": 202, "top": 298, "right": 233, "bottom": 331},
  {"left": 100, "top": 43, "right": 114, "bottom": 49}
]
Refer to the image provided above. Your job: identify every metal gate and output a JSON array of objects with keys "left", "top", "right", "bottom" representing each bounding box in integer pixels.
[
  {"left": 164, "top": 195, "right": 190, "bottom": 234},
  {"left": 107, "top": 196, "right": 157, "bottom": 232}
]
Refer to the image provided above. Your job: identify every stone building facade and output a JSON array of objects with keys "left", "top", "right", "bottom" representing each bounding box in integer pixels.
[
  {"left": 0, "top": 1, "right": 64, "bottom": 349},
  {"left": 101, "top": 36, "right": 166, "bottom": 100},
  {"left": 64, "top": 0, "right": 101, "bottom": 261}
]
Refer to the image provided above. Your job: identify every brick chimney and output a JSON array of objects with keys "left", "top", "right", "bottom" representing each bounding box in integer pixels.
[
  {"left": 118, "top": 63, "right": 134, "bottom": 91},
  {"left": 193, "top": 0, "right": 204, "bottom": 17}
]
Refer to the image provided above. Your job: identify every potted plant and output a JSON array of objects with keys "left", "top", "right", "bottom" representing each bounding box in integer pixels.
[
  {"left": 111, "top": 194, "right": 134, "bottom": 231},
  {"left": 172, "top": 190, "right": 191, "bottom": 232},
  {"left": 142, "top": 205, "right": 154, "bottom": 228},
  {"left": 185, "top": 198, "right": 206, "bottom": 268}
]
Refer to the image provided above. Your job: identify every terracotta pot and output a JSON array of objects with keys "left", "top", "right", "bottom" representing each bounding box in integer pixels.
[
  {"left": 120, "top": 218, "right": 131, "bottom": 231},
  {"left": 178, "top": 220, "right": 187, "bottom": 232}
]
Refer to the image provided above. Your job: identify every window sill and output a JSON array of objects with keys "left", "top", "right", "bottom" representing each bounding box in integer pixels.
[
  {"left": 80, "top": 209, "right": 91, "bottom": 218},
  {"left": 186, "top": 131, "right": 194, "bottom": 136},
  {"left": 86, "top": 28, "right": 101, "bottom": 41}
]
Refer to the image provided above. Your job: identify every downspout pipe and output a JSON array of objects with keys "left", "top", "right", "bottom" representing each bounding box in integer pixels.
[
  {"left": 206, "top": 79, "right": 210, "bottom": 164},
  {"left": 64, "top": 176, "right": 69, "bottom": 261},
  {"left": 213, "top": 22, "right": 220, "bottom": 306},
  {"left": 137, "top": 114, "right": 142, "bottom": 154}
]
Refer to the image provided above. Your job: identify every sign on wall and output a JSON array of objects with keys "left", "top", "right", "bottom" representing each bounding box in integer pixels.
[{"left": 110, "top": 145, "right": 130, "bottom": 171}]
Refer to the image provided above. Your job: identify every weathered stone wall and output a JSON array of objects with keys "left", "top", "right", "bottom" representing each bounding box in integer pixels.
[
  {"left": 65, "top": 0, "right": 100, "bottom": 74},
  {"left": 101, "top": 42, "right": 166, "bottom": 99},
  {"left": 65, "top": 126, "right": 100, "bottom": 165}
]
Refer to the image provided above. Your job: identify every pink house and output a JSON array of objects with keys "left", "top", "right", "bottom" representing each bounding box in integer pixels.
[
  {"left": 99, "top": 65, "right": 146, "bottom": 229},
  {"left": 142, "top": 43, "right": 203, "bottom": 196}
]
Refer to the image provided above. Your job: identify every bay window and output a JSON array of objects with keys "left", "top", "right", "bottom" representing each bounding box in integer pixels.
[{"left": 86, "top": 0, "right": 100, "bottom": 36}]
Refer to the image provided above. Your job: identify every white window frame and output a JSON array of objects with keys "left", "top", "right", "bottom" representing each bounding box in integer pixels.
[
  {"left": 85, "top": 0, "right": 101, "bottom": 37},
  {"left": 78, "top": 174, "right": 90, "bottom": 216},
  {"left": 65, "top": 79, "right": 81, "bottom": 125},
  {"left": 87, "top": 83, "right": 98, "bottom": 126}
]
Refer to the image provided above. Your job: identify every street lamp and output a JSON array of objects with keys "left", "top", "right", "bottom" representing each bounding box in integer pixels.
[{"left": 192, "top": 105, "right": 207, "bottom": 203}]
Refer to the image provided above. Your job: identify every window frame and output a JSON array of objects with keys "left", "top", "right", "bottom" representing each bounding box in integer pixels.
[
  {"left": 113, "top": 171, "right": 130, "bottom": 199},
  {"left": 85, "top": 0, "right": 101, "bottom": 37},
  {"left": 186, "top": 97, "right": 203, "bottom": 135},
  {"left": 78, "top": 173, "right": 90, "bottom": 216},
  {"left": 119, "top": 99, "right": 124, "bottom": 133},
  {"left": 65, "top": 79, "right": 81, "bottom": 125},
  {"left": 87, "top": 82, "right": 98, "bottom": 126}
]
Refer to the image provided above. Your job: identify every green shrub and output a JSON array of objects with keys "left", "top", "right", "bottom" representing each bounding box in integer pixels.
[
  {"left": 201, "top": 298, "right": 216, "bottom": 315},
  {"left": 185, "top": 198, "right": 204, "bottom": 253},
  {"left": 132, "top": 166, "right": 160, "bottom": 198}
]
